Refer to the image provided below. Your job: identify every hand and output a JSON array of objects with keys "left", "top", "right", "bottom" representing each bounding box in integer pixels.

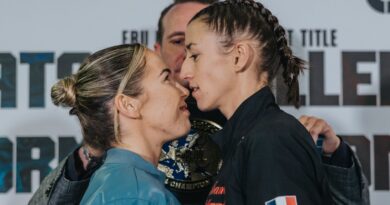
[
  {"left": 78, "top": 144, "right": 104, "bottom": 170},
  {"left": 299, "top": 115, "right": 340, "bottom": 155}
]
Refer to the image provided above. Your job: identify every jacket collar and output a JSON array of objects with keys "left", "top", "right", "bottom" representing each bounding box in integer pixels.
[
  {"left": 104, "top": 148, "right": 165, "bottom": 183},
  {"left": 215, "top": 86, "right": 278, "bottom": 157}
]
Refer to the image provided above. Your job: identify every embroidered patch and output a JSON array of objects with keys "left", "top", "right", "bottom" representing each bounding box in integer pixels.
[{"left": 265, "top": 195, "right": 298, "bottom": 205}]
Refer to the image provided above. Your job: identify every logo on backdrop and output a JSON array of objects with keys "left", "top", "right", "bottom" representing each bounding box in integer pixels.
[{"left": 367, "top": 0, "right": 390, "bottom": 13}]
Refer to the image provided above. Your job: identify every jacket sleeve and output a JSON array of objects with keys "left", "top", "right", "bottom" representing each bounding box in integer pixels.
[
  {"left": 28, "top": 157, "right": 68, "bottom": 205},
  {"left": 28, "top": 150, "right": 92, "bottom": 205},
  {"left": 323, "top": 143, "right": 370, "bottom": 205},
  {"left": 46, "top": 169, "right": 91, "bottom": 204}
]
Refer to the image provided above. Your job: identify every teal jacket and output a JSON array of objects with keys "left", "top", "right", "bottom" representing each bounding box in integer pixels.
[{"left": 80, "top": 148, "right": 180, "bottom": 205}]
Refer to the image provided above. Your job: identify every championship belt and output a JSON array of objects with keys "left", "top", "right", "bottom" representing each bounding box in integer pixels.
[{"left": 158, "top": 118, "right": 222, "bottom": 203}]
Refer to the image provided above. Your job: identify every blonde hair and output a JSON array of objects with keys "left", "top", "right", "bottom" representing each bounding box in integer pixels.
[{"left": 51, "top": 44, "right": 146, "bottom": 150}]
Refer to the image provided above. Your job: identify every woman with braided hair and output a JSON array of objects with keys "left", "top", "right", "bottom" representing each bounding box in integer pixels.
[{"left": 181, "top": 0, "right": 334, "bottom": 204}]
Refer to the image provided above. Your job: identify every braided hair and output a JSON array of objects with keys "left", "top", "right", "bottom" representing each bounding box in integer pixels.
[{"left": 190, "top": 0, "right": 305, "bottom": 107}]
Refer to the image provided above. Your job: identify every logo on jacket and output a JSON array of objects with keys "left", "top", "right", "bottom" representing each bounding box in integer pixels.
[
  {"left": 265, "top": 195, "right": 298, "bottom": 205},
  {"left": 367, "top": 0, "right": 390, "bottom": 13},
  {"left": 158, "top": 118, "right": 222, "bottom": 192}
]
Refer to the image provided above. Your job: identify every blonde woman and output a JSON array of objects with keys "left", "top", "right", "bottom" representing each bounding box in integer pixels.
[{"left": 51, "top": 44, "right": 190, "bottom": 205}]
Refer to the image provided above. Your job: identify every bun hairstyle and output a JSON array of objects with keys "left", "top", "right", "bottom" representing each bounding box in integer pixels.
[
  {"left": 51, "top": 44, "right": 146, "bottom": 150},
  {"left": 51, "top": 75, "right": 77, "bottom": 108},
  {"left": 190, "top": 0, "right": 305, "bottom": 107}
]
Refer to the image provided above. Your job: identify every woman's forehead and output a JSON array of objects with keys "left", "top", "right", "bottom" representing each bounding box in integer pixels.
[{"left": 145, "top": 50, "right": 168, "bottom": 74}]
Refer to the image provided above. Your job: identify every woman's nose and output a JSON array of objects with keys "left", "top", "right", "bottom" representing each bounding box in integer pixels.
[
  {"left": 176, "top": 82, "right": 189, "bottom": 98},
  {"left": 179, "top": 58, "right": 193, "bottom": 82}
]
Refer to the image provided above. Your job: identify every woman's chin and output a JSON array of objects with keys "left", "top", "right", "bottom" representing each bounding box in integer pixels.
[
  {"left": 196, "top": 101, "right": 207, "bottom": 111},
  {"left": 181, "top": 121, "right": 192, "bottom": 136},
  {"left": 197, "top": 102, "right": 214, "bottom": 112},
  {"left": 171, "top": 120, "right": 191, "bottom": 140}
]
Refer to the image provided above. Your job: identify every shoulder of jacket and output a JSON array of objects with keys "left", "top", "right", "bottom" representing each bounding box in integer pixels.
[
  {"left": 88, "top": 165, "right": 168, "bottom": 201},
  {"left": 28, "top": 155, "right": 68, "bottom": 205},
  {"left": 244, "top": 111, "right": 308, "bottom": 148}
]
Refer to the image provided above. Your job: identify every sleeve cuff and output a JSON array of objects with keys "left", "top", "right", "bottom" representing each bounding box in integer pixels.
[{"left": 322, "top": 137, "right": 352, "bottom": 168}]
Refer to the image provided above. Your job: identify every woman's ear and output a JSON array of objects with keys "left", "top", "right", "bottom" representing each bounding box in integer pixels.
[
  {"left": 233, "top": 42, "right": 254, "bottom": 73},
  {"left": 114, "top": 94, "right": 141, "bottom": 119}
]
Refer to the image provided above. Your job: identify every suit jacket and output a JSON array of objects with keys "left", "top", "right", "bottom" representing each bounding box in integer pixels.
[
  {"left": 323, "top": 145, "right": 370, "bottom": 205},
  {"left": 28, "top": 154, "right": 90, "bottom": 205}
]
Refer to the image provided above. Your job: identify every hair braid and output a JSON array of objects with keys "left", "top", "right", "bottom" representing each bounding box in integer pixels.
[{"left": 253, "top": 0, "right": 305, "bottom": 107}]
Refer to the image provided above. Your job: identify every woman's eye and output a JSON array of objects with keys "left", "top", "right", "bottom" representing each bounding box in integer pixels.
[
  {"left": 164, "top": 72, "right": 175, "bottom": 83},
  {"left": 164, "top": 74, "right": 170, "bottom": 81},
  {"left": 190, "top": 54, "right": 199, "bottom": 61}
]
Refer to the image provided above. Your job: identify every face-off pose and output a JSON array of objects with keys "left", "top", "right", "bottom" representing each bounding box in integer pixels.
[{"left": 29, "top": 1, "right": 368, "bottom": 205}]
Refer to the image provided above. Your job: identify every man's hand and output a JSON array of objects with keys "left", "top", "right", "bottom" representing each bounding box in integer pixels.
[
  {"left": 78, "top": 145, "right": 104, "bottom": 170},
  {"left": 299, "top": 115, "right": 340, "bottom": 155}
]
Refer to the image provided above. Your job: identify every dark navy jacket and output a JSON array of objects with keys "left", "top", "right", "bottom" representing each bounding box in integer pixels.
[{"left": 206, "top": 86, "right": 333, "bottom": 205}]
